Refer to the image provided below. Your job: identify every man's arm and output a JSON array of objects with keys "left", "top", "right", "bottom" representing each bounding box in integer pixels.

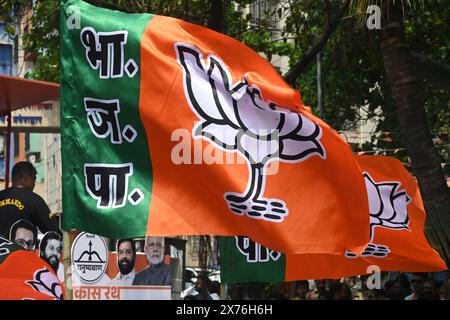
[{"left": 34, "top": 195, "right": 60, "bottom": 234}]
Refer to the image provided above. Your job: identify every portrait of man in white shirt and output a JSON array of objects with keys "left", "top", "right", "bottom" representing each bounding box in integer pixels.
[{"left": 111, "top": 238, "right": 136, "bottom": 286}]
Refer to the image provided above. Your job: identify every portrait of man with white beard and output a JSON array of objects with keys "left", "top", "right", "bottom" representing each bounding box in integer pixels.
[{"left": 132, "top": 236, "right": 171, "bottom": 286}]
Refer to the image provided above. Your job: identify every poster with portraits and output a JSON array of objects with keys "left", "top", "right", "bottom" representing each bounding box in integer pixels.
[
  {"left": 38, "top": 231, "right": 65, "bottom": 282},
  {"left": 71, "top": 232, "right": 182, "bottom": 300}
]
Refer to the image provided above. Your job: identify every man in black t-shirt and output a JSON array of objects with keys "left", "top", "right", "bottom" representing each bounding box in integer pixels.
[{"left": 0, "top": 161, "right": 59, "bottom": 237}]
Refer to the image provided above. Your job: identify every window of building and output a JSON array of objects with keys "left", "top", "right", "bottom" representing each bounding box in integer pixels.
[{"left": 0, "top": 43, "right": 13, "bottom": 75}]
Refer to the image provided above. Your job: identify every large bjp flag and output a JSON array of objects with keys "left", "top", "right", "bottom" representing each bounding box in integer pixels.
[
  {"left": 221, "top": 156, "right": 447, "bottom": 283},
  {"left": 0, "top": 237, "right": 64, "bottom": 300},
  {"left": 60, "top": 0, "right": 370, "bottom": 254}
]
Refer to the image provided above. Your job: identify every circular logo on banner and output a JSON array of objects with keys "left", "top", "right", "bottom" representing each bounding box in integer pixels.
[{"left": 71, "top": 232, "right": 108, "bottom": 283}]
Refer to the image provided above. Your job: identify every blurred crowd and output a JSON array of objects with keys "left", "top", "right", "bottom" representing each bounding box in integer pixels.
[{"left": 222, "top": 271, "right": 450, "bottom": 300}]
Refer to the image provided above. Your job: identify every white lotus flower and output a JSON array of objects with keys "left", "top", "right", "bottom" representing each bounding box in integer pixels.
[
  {"left": 26, "top": 268, "right": 63, "bottom": 300},
  {"left": 176, "top": 43, "right": 326, "bottom": 222},
  {"left": 345, "top": 172, "right": 410, "bottom": 259}
]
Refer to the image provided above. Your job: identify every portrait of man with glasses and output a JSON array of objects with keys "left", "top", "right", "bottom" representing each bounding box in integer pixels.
[{"left": 9, "top": 219, "right": 37, "bottom": 251}]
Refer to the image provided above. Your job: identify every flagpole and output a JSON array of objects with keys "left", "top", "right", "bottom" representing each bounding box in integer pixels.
[
  {"left": 220, "top": 283, "right": 226, "bottom": 300},
  {"left": 5, "top": 112, "right": 12, "bottom": 189},
  {"left": 317, "top": 51, "right": 323, "bottom": 119},
  {"left": 63, "top": 229, "right": 73, "bottom": 300}
]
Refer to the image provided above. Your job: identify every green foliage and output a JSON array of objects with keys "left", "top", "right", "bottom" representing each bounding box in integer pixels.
[
  {"left": 404, "top": 0, "right": 450, "bottom": 162},
  {"left": 1, "top": 0, "right": 449, "bottom": 162},
  {"left": 24, "top": 0, "right": 60, "bottom": 82},
  {"left": 242, "top": 29, "right": 294, "bottom": 62}
]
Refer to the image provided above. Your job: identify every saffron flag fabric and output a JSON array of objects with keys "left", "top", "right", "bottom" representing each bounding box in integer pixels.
[
  {"left": 220, "top": 156, "right": 447, "bottom": 283},
  {"left": 0, "top": 237, "right": 64, "bottom": 300},
  {"left": 61, "top": 0, "right": 370, "bottom": 254}
]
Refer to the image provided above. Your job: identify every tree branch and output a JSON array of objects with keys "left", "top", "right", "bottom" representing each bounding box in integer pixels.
[
  {"left": 283, "top": 0, "right": 351, "bottom": 86},
  {"left": 325, "top": 0, "right": 332, "bottom": 21}
]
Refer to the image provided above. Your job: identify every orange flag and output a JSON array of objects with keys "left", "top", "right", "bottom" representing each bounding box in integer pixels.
[
  {"left": 60, "top": 0, "right": 370, "bottom": 254},
  {"left": 0, "top": 238, "right": 64, "bottom": 300},
  {"left": 284, "top": 155, "right": 446, "bottom": 280},
  {"left": 140, "top": 15, "right": 370, "bottom": 254}
]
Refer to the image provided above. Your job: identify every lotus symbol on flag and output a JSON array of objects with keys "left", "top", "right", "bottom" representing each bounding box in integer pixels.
[
  {"left": 345, "top": 172, "right": 411, "bottom": 258},
  {"left": 26, "top": 268, "right": 63, "bottom": 300},
  {"left": 176, "top": 43, "right": 326, "bottom": 222}
]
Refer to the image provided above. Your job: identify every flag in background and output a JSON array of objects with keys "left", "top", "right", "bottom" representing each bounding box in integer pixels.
[
  {"left": 61, "top": 0, "right": 370, "bottom": 254},
  {"left": 221, "top": 156, "right": 447, "bottom": 283},
  {"left": 0, "top": 238, "right": 63, "bottom": 300}
]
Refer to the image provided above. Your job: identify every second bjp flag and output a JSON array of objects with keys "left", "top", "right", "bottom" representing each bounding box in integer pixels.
[{"left": 221, "top": 156, "right": 446, "bottom": 282}]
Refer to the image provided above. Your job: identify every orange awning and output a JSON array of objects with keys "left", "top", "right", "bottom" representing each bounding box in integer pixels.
[{"left": 0, "top": 75, "right": 60, "bottom": 116}]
